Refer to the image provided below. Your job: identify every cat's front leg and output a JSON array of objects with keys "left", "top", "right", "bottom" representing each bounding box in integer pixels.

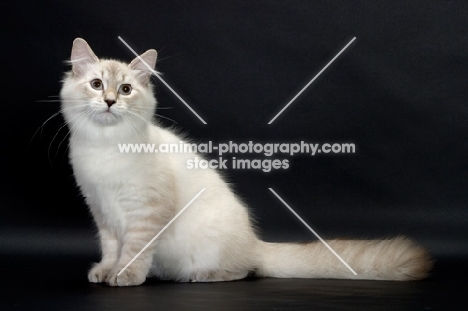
[
  {"left": 88, "top": 227, "right": 119, "bottom": 283},
  {"left": 107, "top": 209, "right": 169, "bottom": 287},
  {"left": 106, "top": 233, "right": 156, "bottom": 286}
]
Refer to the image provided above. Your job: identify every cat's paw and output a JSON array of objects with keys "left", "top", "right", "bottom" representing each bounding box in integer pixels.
[
  {"left": 106, "top": 267, "right": 146, "bottom": 287},
  {"left": 88, "top": 263, "right": 114, "bottom": 283},
  {"left": 88, "top": 263, "right": 113, "bottom": 283}
]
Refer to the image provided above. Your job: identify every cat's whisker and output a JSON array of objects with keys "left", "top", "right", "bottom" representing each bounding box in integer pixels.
[
  {"left": 126, "top": 108, "right": 154, "bottom": 123},
  {"left": 69, "top": 109, "right": 96, "bottom": 147},
  {"left": 127, "top": 106, "right": 178, "bottom": 125},
  {"left": 48, "top": 110, "right": 88, "bottom": 167},
  {"left": 48, "top": 123, "right": 70, "bottom": 167},
  {"left": 126, "top": 114, "right": 149, "bottom": 143},
  {"left": 122, "top": 116, "right": 142, "bottom": 144},
  {"left": 61, "top": 143, "right": 71, "bottom": 166},
  {"left": 123, "top": 114, "right": 147, "bottom": 144},
  {"left": 67, "top": 109, "right": 93, "bottom": 147},
  {"left": 155, "top": 52, "right": 180, "bottom": 63},
  {"left": 132, "top": 122, "right": 149, "bottom": 143},
  {"left": 125, "top": 109, "right": 159, "bottom": 143},
  {"left": 27, "top": 112, "right": 61, "bottom": 152},
  {"left": 60, "top": 105, "right": 90, "bottom": 116},
  {"left": 48, "top": 101, "right": 90, "bottom": 163},
  {"left": 155, "top": 113, "right": 178, "bottom": 125},
  {"left": 36, "top": 100, "right": 63, "bottom": 103},
  {"left": 126, "top": 106, "right": 154, "bottom": 113},
  {"left": 54, "top": 130, "right": 71, "bottom": 163},
  {"left": 126, "top": 110, "right": 160, "bottom": 135},
  {"left": 120, "top": 114, "right": 134, "bottom": 137},
  {"left": 36, "top": 96, "right": 84, "bottom": 103},
  {"left": 27, "top": 104, "right": 90, "bottom": 152},
  {"left": 59, "top": 104, "right": 90, "bottom": 113}
]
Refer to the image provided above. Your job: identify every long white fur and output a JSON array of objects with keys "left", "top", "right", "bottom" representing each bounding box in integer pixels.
[{"left": 60, "top": 38, "right": 432, "bottom": 286}]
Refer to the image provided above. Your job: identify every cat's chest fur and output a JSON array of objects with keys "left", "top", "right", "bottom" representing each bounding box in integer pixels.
[
  {"left": 70, "top": 141, "right": 144, "bottom": 187},
  {"left": 69, "top": 135, "right": 157, "bottom": 223}
]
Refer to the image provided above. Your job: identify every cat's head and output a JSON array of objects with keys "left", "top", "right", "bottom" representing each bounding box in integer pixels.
[{"left": 60, "top": 38, "right": 157, "bottom": 139}]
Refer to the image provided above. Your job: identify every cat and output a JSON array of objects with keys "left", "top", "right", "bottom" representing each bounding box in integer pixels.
[{"left": 60, "top": 38, "right": 432, "bottom": 286}]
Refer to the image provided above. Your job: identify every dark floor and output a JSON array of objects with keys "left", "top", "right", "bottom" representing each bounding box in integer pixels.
[{"left": 1, "top": 254, "right": 466, "bottom": 311}]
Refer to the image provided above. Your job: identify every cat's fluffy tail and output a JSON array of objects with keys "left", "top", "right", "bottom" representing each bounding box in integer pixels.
[{"left": 255, "top": 237, "right": 432, "bottom": 281}]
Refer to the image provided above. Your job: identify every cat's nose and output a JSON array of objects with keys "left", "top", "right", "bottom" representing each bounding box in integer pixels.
[{"left": 105, "top": 99, "right": 116, "bottom": 107}]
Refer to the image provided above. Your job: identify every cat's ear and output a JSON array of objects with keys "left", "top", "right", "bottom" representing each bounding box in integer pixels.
[
  {"left": 70, "top": 38, "right": 99, "bottom": 77},
  {"left": 129, "top": 49, "right": 157, "bottom": 85}
]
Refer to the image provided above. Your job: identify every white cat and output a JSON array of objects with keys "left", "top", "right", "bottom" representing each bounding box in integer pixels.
[{"left": 60, "top": 38, "right": 432, "bottom": 286}]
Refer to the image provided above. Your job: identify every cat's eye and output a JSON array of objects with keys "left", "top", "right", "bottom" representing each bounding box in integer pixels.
[
  {"left": 119, "top": 84, "right": 132, "bottom": 95},
  {"left": 90, "top": 79, "right": 103, "bottom": 90}
]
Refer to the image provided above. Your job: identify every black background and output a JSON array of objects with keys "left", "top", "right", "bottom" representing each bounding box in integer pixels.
[{"left": 3, "top": 1, "right": 468, "bottom": 309}]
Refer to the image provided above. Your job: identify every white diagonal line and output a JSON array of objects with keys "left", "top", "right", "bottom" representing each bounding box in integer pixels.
[
  {"left": 268, "top": 37, "right": 356, "bottom": 124},
  {"left": 268, "top": 188, "right": 357, "bottom": 275},
  {"left": 117, "top": 188, "right": 206, "bottom": 276},
  {"left": 118, "top": 36, "right": 207, "bottom": 124}
]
